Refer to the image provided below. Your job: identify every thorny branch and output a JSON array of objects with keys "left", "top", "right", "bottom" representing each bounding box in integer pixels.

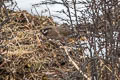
[{"left": 33, "top": 0, "right": 120, "bottom": 79}]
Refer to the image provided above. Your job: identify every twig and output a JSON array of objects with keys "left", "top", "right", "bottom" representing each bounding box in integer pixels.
[{"left": 60, "top": 46, "right": 91, "bottom": 80}]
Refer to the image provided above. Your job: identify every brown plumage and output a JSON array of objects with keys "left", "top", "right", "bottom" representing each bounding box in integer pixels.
[{"left": 40, "top": 25, "right": 72, "bottom": 41}]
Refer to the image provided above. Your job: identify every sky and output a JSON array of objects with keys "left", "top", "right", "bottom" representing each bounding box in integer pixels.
[
  {"left": 15, "top": 0, "right": 64, "bottom": 13},
  {"left": 14, "top": 0, "right": 68, "bottom": 23},
  {"left": 15, "top": 0, "right": 43, "bottom": 11},
  {"left": 14, "top": 0, "right": 86, "bottom": 23}
]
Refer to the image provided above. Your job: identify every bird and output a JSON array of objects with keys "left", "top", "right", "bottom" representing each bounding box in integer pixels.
[{"left": 40, "top": 24, "right": 73, "bottom": 41}]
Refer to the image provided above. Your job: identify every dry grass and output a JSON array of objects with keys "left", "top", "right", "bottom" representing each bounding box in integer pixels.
[
  {"left": 0, "top": 9, "right": 119, "bottom": 80},
  {"left": 0, "top": 10, "right": 83, "bottom": 80}
]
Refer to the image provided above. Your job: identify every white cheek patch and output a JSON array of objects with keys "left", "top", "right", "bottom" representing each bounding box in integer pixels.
[
  {"left": 40, "top": 28, "right": 52, "bottom": 36},
  {"left": 42, "top": 29, "right": 48, "bottom": 34}
]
